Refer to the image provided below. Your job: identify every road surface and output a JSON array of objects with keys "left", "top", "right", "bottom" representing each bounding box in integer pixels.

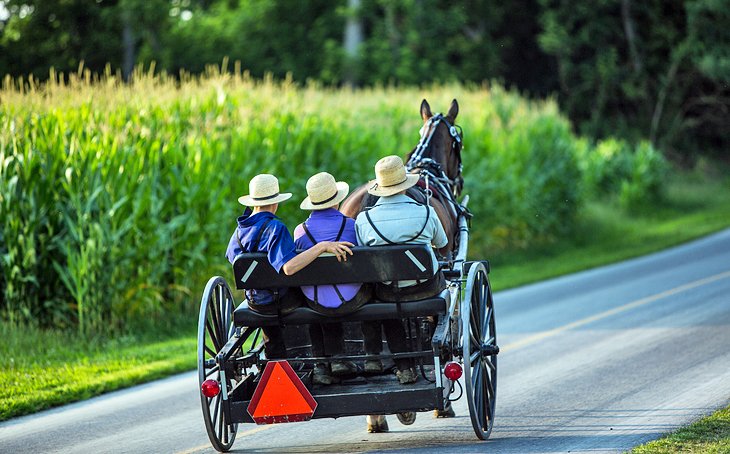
[{"left": 2, "top": 229, "right": 730, "bottom": 453}]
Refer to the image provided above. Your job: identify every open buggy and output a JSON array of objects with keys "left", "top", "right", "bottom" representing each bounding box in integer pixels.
[{"left": 196, "top": 194, "right": 499, "bottom": 452}]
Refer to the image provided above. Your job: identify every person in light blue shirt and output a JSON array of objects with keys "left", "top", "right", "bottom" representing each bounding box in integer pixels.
[{"left": 355, "top": 155, "right": 448, "bottom": 385}]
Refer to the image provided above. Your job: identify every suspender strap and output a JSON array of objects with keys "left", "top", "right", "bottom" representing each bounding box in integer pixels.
[
  {"left": 236, "top": 218, "right": 274, "bottom": 253},
  {"left": 365, "top": 210, "right": 397, "bottom": 245},
  {"left": 301, "top": 222, "right": 317, "bottom": 244},
  {"left": 302, "top": 216, "right": 347, "bottom": 244},
  {"left": 252, "top": 218, "right": 274, "bottom": 251},
  {"left": 335, "top": 216, "right": 347, "bottom": 241},
  {"left": 302, "top": 215, "right": 349, "bottom": 305},
  {"left": 365, "top": 202, "right": 431, "bottom": 244}
]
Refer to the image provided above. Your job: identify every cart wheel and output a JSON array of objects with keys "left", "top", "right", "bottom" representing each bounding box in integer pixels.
[
  {"left": 198, "top": 276, "right": 238, "bottom": 452},
  {"left": 461, "top": 262, "right": 498, "bottom": 440}
]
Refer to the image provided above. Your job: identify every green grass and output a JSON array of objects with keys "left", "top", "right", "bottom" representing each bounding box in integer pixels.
[
  {"left": 1, "top": 169, "right": 729, "bottom": 423},
  {"left": 482, "top": 170, "right": 730, "bottom": 290},
  {"left": 632, "top": 404, "right": 730, "bottom": 453},
  {"left": 0, "top": 320, "right": 196, "bottom": 421}
]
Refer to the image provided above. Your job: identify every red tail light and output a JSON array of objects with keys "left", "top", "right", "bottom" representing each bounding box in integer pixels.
[
  {"left": 201, "top": 379, "right": 221, "bottom": 398},
  {"left": 444, "top": 361, "right": 463, "bottom": 380}
]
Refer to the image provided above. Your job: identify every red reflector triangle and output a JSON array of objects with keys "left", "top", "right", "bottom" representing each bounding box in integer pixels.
[{"left": 247, "top": 360, "right": 317, "bottom": 424}]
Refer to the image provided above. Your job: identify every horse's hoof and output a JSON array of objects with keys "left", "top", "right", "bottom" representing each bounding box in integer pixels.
[
  {"left": 434, "top": 401, "right": 456, "bottom": 418},
  {"left": 366, "top": 415, "right": 389, "bottom": 433}
]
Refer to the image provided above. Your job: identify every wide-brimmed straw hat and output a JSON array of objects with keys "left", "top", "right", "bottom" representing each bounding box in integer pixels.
[
  {"left": 300, "top": 172, "right": 349, "bottom": 210},
  {"left": 238, "top": 174, "right": 292, "bottom": 206},
  {"left": 367, "top": 155, "right": 419, "bottom": 197}
]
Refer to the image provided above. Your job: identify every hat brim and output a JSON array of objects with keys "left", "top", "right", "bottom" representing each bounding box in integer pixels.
[
  {"left": 367, "top": 174, "right": 419, "bottom": 197},
  {"left": 238, "top": 192, "right": 292, "bottom": 207},
  {"left": 300, "top": 181, "right": 349, "bottom": 210}
]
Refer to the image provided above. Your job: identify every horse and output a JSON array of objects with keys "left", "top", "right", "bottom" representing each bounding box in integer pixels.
[
  {"left": 340, "top": 99, "right": 465, "bottom": 432},
  {"left": 341, "top": 98, "right": 464, "bottom": 260}
]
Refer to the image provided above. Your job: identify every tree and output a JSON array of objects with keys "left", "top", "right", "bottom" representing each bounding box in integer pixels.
[
  {"left": 0, "top": 0, "right": 122, "bottom": 79},
  {"left": 538, "top": 0, "right": 729, "bottom": 159}
]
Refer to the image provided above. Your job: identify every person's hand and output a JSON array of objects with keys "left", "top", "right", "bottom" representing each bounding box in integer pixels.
[{"left": 320, "top": 241, "right": 354, "bottom": 262}]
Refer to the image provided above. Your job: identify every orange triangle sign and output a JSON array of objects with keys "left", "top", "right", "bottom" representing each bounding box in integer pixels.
[{"left": 247, "top": 360, "right": 317, "bottom": 424}]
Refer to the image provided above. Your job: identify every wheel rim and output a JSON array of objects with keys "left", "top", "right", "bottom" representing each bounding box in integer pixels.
[
  {"left": 198, "top": 277, "right": 238, "bottom": 452},
  {"left": 461, "top": 262, "right": 497, "bottom": 440}
]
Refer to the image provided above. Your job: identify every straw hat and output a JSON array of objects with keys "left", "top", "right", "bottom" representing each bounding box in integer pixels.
[
  {"left": 300, "top": 172, "right": 350, "bottom": 210},
  {"left": 237, "top": 174, "right": 292, "bottom": 206},
  {"left": 367, "top": 155, "right": 420, "bottom": 197}
]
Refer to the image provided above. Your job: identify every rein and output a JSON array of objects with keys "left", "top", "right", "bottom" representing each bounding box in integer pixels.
[{"left": 406, "top": 113, "right": 466, "bottom": 216}]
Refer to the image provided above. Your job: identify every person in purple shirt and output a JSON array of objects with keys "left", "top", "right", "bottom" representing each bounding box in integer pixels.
[
  {"left": 226, "top": 173, "right": 353, "bottom": 360},
  {"left": 293, "top": 172, "right": 373, "bottom": 385}
]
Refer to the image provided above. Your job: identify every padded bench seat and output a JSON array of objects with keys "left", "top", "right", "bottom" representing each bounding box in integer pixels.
[{"left": 234, "top": 296, "right": 447, "bottom": 327}]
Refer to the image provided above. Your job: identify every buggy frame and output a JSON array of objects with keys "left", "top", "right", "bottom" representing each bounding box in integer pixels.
[{"left": 196, "top": 196, "right": 498, "bottom": 452}]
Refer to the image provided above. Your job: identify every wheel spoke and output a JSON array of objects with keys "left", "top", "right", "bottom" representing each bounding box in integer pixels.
[
  {"left": 226, "top": 298, "right": 235, "bottom": 338},
  {"left": 470, "top": 332, "right": 480, "bottom": 356},
  {"left": 209, "top": 293, "right": 224, "bottom": 348},
  {"left": 485, "top": 363, "right": 496, "bottom": 403},
  {"left": 211, "top": 394, "right": 220, "bottom": 428},
  {"left": 483, "top": 365, "right": 494, "bottom": 423},
  {"left": 205, "top": 317, "right": 221, "bottom": 350},
  {"left": 209, "top": 291, "right": 220, "bottom": 328},
  {"left": 473, "top": 364, "right": 485, "bottom": 425},
  {"left": 223, "top": 416, "right": 229, "bottom": 444},
  {"left": 204, "top": 342, "right": 217, "bottom": 358},
  {"left": 484, "top": 357, "right": 496, "bottom": 372},
  {"left": 206, "top": 364, "right": 220, "bottom": 377},
  {"left": 217, "top": 401, "right": 224, "bottom": 442},
  {"left": 482, "top": 308, "right": 492, "bottom": 341},
  {"left": 218, "top": 286, "right": 229, "bottom": 337}
]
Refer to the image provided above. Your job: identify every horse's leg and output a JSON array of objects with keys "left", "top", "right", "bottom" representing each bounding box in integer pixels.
[{"left": 366, "top": 414, "right": 389, "bottom": 433}]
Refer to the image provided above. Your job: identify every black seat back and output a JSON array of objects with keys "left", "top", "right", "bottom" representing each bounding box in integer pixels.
[{"left": 232, "top": 244, "right": 435, "bottom": 290}]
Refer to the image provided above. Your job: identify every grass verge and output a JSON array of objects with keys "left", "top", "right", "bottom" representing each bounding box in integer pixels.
[
  {"left": 631, "top": 404, "right": 730, "bottom": 453},
  {"left": 483, "top": 170, "right": 730, "bottom": 290},
  {"left": 1, "top": 169, "right": 729, "bottom": 423},
  {"left": 0, "top": 320, "right": 196, "bottom": 421}
]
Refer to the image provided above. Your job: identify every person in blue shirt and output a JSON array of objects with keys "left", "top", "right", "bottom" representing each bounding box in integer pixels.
[{"left": 225, "top": 173, "right": 353, "bottom": 359}]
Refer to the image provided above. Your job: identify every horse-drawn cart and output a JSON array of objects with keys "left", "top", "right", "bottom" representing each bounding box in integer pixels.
[{"left": 196, "top": 196, "right": 498, "bottom": 452}]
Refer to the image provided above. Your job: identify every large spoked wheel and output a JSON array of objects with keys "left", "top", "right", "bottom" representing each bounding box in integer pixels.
[
  {"left": 461, "top": 261, "right": 498, "bottom": 440},
  {"left": 198, "top": 276, "right": 238, "bottom": 452}
]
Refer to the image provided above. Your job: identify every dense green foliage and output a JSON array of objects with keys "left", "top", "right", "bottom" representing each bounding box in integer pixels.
[
  {"left": 0, "top": 73, "right": 665, "bottom": 331},
  {"left": 538, "top": 0, "right": 729, "bottom": 160},
  {"left": 1, "top": 0, "right": 726, "bottom": 158}
]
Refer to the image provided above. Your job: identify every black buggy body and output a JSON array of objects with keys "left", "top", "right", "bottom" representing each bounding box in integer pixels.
[{"left": 197, "top": 196, "right": 498, "bottom": 452}]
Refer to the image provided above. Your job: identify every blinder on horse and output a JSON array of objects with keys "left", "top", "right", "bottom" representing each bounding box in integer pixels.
[
  {"left": 406, "top": 113, "right": 466, "bottom": 217},
  {"left": 407, "top": 112, "right": 464, "bottom": 193}
]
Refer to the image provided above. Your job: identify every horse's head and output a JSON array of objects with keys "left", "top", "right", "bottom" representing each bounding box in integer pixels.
[{"left": 406, "top": 99, "right": 464, "bottom": 197}]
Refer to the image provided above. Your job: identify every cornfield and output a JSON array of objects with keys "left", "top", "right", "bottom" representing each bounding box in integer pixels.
[{"left": 0, "top": 67, "right": 665, "bottom": 332}]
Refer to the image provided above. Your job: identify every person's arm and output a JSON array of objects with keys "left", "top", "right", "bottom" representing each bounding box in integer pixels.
[{"left": 282, "top": 241, "right": 354, "bottom": 275}]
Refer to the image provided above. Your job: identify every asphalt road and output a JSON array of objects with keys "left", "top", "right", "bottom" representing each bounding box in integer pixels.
[{"left": 2, "top": 229, "right": 730, "bottom": 453}]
